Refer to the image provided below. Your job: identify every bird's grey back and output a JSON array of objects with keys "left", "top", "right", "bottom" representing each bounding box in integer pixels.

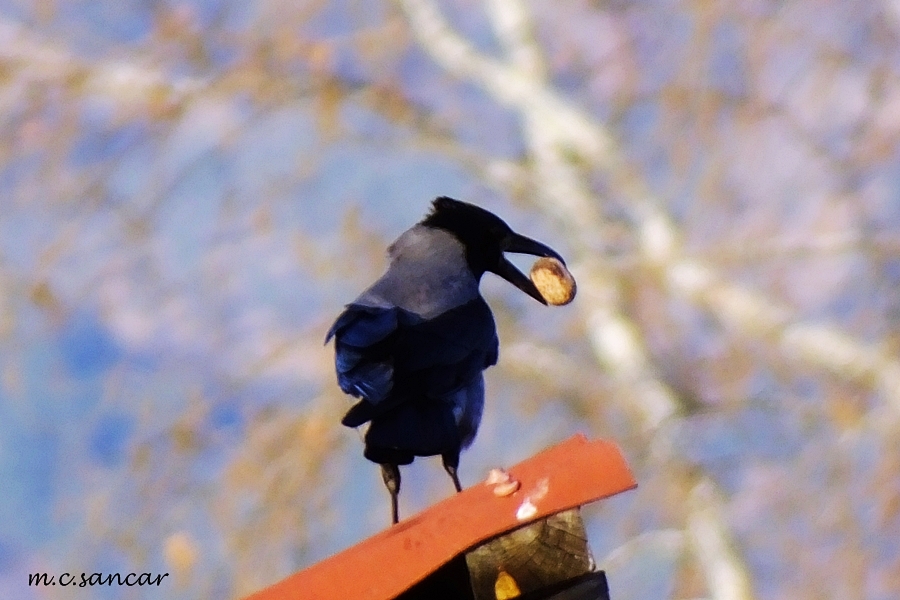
[{"left": 354, "top": 225, "right": 479, "bottom": 319}]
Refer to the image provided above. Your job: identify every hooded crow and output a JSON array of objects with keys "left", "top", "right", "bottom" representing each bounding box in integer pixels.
[{"left": 326, "top": 197, "right": 566, "bottom": 524}]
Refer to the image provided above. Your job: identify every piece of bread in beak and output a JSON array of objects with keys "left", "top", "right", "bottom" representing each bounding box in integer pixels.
[{"left": 530, "top": 257, "right": 576, "bottom": 306}]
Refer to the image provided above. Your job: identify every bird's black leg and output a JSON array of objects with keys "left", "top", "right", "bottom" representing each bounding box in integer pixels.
[
  {"left": 381, "top": 463, "right": 401, "bottom": 525},
  {"left": 441, "top": 451, "right": 463, "bottom": 493}
]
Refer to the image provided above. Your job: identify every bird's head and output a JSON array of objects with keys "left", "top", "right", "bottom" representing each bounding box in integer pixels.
[{"left": 421, "top": 197, "right": 565, "bottom": 305}]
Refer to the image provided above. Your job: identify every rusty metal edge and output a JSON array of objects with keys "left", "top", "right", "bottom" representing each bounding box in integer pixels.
[{"left": 245, "top": 435, "right": 637, "bottom": 600}]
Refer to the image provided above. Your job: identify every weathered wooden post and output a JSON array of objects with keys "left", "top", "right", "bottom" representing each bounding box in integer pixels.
[{"left": 246, "top": 435, "right": 635, "bottom": 600}]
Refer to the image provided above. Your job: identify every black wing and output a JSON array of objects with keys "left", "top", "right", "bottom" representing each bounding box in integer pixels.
[{"left": 326, "top": 298, "right": 499, "bottom": 427}]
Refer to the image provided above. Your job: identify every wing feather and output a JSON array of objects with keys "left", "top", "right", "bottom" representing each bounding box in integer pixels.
[{"left": 326, "top": 298, "right": 498, "bottom": 426}]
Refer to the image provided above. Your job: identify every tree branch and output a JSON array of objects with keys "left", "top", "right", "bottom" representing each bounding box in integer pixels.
[
  {"left": 0, "top": 18, "right": 206, "bottom": 106},
  {"left": 485, "top": 0, "right": 548, "bottom": 80},
  {"left": 688, "top": 479, "right": 756, "bottom": 600}
]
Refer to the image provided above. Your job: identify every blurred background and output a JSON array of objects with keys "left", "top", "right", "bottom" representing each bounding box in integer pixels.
[{"left": 1, "top": 0, "right": 899, "bottom": 598}]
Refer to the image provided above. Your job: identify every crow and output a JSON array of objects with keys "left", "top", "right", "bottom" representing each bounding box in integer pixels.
[{"left": 326, "top": 197, "right": 566, "bottom": 524}]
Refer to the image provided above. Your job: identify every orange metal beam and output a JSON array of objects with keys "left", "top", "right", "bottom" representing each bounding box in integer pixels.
[{"left": 245, "top": 435, "right": 636, "bottom": 600}]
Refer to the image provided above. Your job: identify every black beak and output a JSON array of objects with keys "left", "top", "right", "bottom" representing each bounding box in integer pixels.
[{"left": 493, "top": 233, "right": 566, "bottom": 305}]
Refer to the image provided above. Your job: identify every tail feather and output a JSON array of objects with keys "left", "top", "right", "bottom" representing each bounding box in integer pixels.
[
  {"left": 341, "top": 400, "right": 376, "bottom": 428},
  {"left": 363, "top": 403, "right": 460, "bottom": 460}
]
